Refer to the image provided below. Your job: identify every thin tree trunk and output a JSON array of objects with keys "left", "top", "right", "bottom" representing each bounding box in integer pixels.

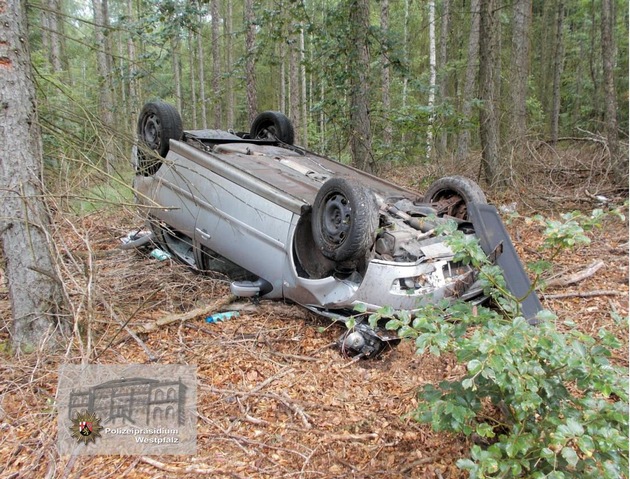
[
  {"left": 127, "top": 0, "right": 138, "bottom": 125},
  {"left": 225, "top": 0, "right": 235, "bottom": 127},
  {"left": 289, "top": 26, "right": 300, "bottom": 144},
  {"left": 92, "top": 0, "right": 115, "bottom": 174},
  {"left": 601, "top": 0, "right": 624, "bottom": 184},
  {"left": 211, "top": 0, "right": 222, "bottom": 127},
  {"left": 47, "top": 0, "right": 64, "bottom": 73},
  {"left": 438, "top": 0, "right": 450, "bottom": 154},
  {"left": 478, "top": 0, "right": 502, "bottom": 186},
  {"left": 300, "top": 24, "right": 307, "bottom": 147},
  {"left": 427, "top": 0, "right": 437, "bottom": 160},
  {"left": 456, "top": 0, "right": 480, "bottom": 164},
  {"left": 197, "top": 1, "right": 207, "bottom": 129},
  {"left": 380, "top": 0, "right": 392, "bottom": 150},
  {"left": 349, "top": 0, "right": 375, "bottom": 172},
  {"left": 508, "top": 0, "right": 532, "bottom": 168},
  {"left": 189, "top": 34, "right": 197, "bottom": 128},
  {"left": 245, "top": 0, "right": 258, "bottom": 123},
  {"left": 172, "top": 37, "right": 182, "bottom": 113},
  {"left": 0, "top": 0, "right": 67, "bottom": 352},
  {"left": 550, "top": 1, "right": 564, "bottom": 145}
]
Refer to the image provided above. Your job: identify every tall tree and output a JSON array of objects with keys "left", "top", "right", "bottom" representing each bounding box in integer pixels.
[
  {"left": 478, "top": 0, "right": 503, "bottom": 185},
  {"left": 348, "top": 0, "right": 375, "bottom": 172},
  {"left": 211, "top": 0, "right": 222, "bottom": 128},
  {"left": 0, "top": 0, "right": 67, "bottom": 351},
  {"left": 456, "top": 0, "right": 480, "bottom": 164},
  {"left": 508, "top": 0, "right": 532, "bottom": 164},
  {"left": 245, "top": 0, "right": 258, "bottom": 123},
  {"left": 92, "top": 0, "right": 116, "bottom": 174},
  {"left": 380, "top": 0, "right": 393, "bottom": 150},
  {"left": 225, "top": 0, "right": 235, "bottom": 127},
  {"left": 438, "top": 0, "right": 451, "bottom": 154},
  {"left": 601, "top": 0, "right": 623, "bottom": 184},
  {"left": 197, "top": 4, "right": 208, "bottom": 129},
  {"left": 427, "top": 0, "right": 437, "bottom": 159},
  {"left": 550, "top": 0, "right": 564, "bottom": 145}
]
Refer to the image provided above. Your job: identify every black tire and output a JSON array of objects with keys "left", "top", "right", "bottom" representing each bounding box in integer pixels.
[
  {"left": 312, "top": 178, "right": 378, "bottom": 262},
  {"left": 250, "top": 111, "right": 295, "bottom": 145},
  {"left": 137, "top": 101, "right": 183, "bottom": 175},
  {"left": 423, "top": 176, "right": 487, "bottom": 220}
]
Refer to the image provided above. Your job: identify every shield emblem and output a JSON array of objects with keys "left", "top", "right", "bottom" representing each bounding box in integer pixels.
[{"left": 79, "top": 421, "right": 93, "bottom": 436}]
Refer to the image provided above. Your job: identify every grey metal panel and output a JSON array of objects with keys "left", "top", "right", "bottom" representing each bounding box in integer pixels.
[{"left": 170, "top": 141, "right": 311, "bottom": 214}]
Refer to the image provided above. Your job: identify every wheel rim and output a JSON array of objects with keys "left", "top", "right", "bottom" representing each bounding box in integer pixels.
[
  {"left": 141, "top": 113, "right": 161, "bottom": 150},
  {"left": 321, "top": 193, "right": 352, "bottom": 246}
]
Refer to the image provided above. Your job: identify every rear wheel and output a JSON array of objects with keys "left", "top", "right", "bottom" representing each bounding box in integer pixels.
[
  {"left": 312, "top": 178, "right": 378, "bottom": 262},
  {"left": 250, "top": 111, "right": 295, "bottom": 145},
  {"left": 423, "top": 176, "right": 487, "bottom": 220},
  {"left": 137, "top": 101, "right": 183, "bottom": 175}
]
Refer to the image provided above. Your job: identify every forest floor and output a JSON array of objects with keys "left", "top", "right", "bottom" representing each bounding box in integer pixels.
[{"left": 0, "top": 160, "right": 628, "bottom": 479}]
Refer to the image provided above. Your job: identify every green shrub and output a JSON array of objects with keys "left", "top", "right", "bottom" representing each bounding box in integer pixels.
[{"left": 358, "top": 208, "right": 629, "bottom": 478}]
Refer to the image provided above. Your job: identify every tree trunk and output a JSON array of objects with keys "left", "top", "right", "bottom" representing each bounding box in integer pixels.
[
  {"left": 550, "top": 0, "right": 564, "bottom": 145},
  {"left": 46, "top": 0, "right": 64, "bottom": 74},
  {"left": 211, "top": 0, "right": 222, "bottom": 128},
  {"left": 456, "top": 0, "right": 480, "bottom": 164},
  {"left": 225, "top": 0, "right": 235, "bottom": 127},
  {"left": 172, "top": 36, "right": 182, "bottom": 113},
  {"left": 92, "top": 0, "right": 116, "bottom": 174},
  {"left": 127, "top": 0, "right": 138, "bottom": 125},
  {"left": 289, "top": 25, "right": 300, "bottom": 143},
  {"left": 300, "top": 24, "right": 308, "bottom": 147},
  {"left": 0, "top": 0, "right": 67, "bottom": 352},
  {"left": 478, "top": 0, "right": 502, "bottom": 186},
  {"left": 380, "top": 0, "right": 392, "bottom": 150},
  {"left": 188, "top": 34, "right": 197, "bottom": 128},
  {"left": 349, "top": 0, "right": 375, "bottom": 173},
  {"left": 601, "top": 0, "right": 624, "bottom": 184},
  {"left": 438, "top": 0, "right": 450, "bottom": 154},
  {"left": 508, "top": 0, "right": 532, "bottom": 164},
  {"left": 245, "top": 0, "right": 258, "bottom": 124},
  {"left": 197, "top": 5, "right": 208, "bottom": 129},
  {"left": 427, "top": 0, "right": 437, "bottom": 160}
]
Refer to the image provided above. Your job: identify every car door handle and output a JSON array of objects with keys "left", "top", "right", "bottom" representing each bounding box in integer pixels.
[{"left": 196, "top": 228, "right": 211, "bottom": 241}]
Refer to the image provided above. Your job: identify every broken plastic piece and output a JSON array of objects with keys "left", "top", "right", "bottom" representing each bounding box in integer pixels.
[
  {"left": 206, "top": 311, "right": 240, "bottom": 323},
  {"left": 150, "top": 248, "right": 172, "bottom": 261}
]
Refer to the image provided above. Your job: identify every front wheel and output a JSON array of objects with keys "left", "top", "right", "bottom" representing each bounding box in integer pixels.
[
  {"left": 312, "top": 178, "right": 378, "bottom": 262},
  {"left": 423, "top": 176, "right": 487, "bottom": 220}
]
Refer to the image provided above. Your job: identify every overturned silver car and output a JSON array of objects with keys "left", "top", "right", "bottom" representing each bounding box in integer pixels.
[{"left": 128, "top": 101, "right": 541, "bottom": 355}]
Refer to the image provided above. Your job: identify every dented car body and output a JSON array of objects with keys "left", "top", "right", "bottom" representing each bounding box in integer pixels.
[{"left": 129, "top": 102, "right": 541, "bottom": 355}]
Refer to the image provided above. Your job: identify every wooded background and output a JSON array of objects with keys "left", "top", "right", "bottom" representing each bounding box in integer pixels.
[{"left": 32, "top": 0, "right": 628, "bottom": 187}]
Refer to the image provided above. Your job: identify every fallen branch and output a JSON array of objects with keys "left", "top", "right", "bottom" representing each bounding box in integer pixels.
[
  {"left": 543, "top": 290, "right": 623, "bottom": 300},
  {"left": 139, "top": 456, "right": 245, "bottom": 478},
  {"left": 138, "top": 295, "right": 237, "bottom": 333},
  {"left": 546, "top": 260, "right": 605, "bottom": 288},
  {"left": 157, "top": 294, "right": 237, "bottom": 325},
  {"left": 322, "top": 432, "right": 379, "bottom": 442}
]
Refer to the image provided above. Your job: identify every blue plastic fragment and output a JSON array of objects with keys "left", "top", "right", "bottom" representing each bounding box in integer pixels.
[{"left": 206, "top": 311, "right": 240, "bottom": 323}]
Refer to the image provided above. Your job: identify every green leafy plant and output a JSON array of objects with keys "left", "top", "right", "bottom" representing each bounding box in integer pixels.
[{"left": 369, "top": 209, "right": 629, "bottom": 478}]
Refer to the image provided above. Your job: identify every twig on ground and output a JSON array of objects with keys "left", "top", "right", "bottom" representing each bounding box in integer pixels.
[
  {"left": 147, "top": 294, "right": 237, "bottom": 330},
  {"left": 545, "top": 260, "right": 605, "bottom": 287},
  {"left": 139, "top": 456, "right": 245, "bottom": 477},
  {"left": 543, "top": 290, "right": 623, "bottom": 300}
]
